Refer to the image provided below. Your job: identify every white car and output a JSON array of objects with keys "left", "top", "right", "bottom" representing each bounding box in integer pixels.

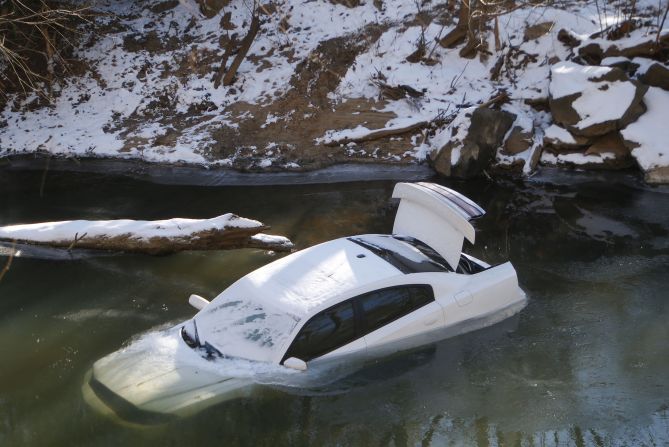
[{"left": 83, "top": 182, "right": 527, "bottom": 423}]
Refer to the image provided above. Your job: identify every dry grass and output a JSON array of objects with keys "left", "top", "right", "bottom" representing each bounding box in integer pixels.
[{"left": 0, "top": 0, "right": 89, "bottom": 100}]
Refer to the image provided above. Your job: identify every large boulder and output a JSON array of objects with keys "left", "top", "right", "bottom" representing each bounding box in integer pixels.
[
  {"left": 430, "top": 108, "right": 516, "bottom": 178},
  {"left": 502, "top": 126, "right": 533, "bottom": 155},
  {"left": 584, "top": 132, "right": 634, "bottom": 169},
  {"left": 576, "top": 32, "right": 669, "bottom": 63},
  {"left": 549, "top": 61, "right": 647, "bottom": 138},
  {"left": 639, "top": 62, "right": 669, "bottom": 91},
  {"left": 621, "top": 86, "right": 669, "bottom": 184}
]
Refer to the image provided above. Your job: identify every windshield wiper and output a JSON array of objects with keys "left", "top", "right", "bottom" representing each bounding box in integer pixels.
[
  {"left": 180, "top": 319, "right": 201, "bottom": 348},
  {"left": 181, "top": 321, "right": 224, "bottom": 360}
]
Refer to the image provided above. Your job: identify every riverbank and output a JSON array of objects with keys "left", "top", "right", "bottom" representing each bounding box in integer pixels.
[{"left": 1, "top": 0, "right": 668, "bottom": 183}]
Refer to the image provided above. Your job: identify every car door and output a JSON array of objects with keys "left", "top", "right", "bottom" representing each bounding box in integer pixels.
[
  {"left": 358, "top": 285, "right": 445, "bottom": 353},
  {"left": 281, "top": 300, "right": 366, "bottom": 365}
]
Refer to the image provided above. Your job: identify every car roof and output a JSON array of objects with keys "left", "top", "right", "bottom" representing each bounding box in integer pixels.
[{"left": 242, "top": 236, "right": 403, "bottom": 318}]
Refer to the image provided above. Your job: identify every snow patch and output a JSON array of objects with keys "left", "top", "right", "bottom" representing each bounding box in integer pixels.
[{"left": 621, "top": 87, "right": 669, "bottom": 170}]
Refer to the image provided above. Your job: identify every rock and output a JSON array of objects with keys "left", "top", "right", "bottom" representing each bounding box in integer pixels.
[
  {"left": 330, "top": 0, "right": 362, "bottom": 6},
  {"left": 557, "top": 28, "right": 580, "bottom": 48},
  {"left": 604, "top": 33, "right": 669, "bottom": 59},
  {"left": 430, "top": 108, "right": 516, "bottom": 178},
  {"left": 220, "top": 11, "right": 236, "bottom": 30},
  {"left": 524, "top": 97, "right": 550, "bottom": 112},
  {"left": 578, "top": 43, "right": 604, "bottom": 65},
  {"left": 584, "top": 132, "right": 633, "bottom": 168},
  {"left": 549, "top": 61, "right": 647, "bottom": 138},
  {"left": 621, "top": 86, "right": 669, "bottom": 184},
  {"left": 524, "top": 22, "right": 553, "bottom": 41},
  {"left": 600, "top": 56, "right": 640, "bottom": 77},
  {"left": 543, "top": 124, "right": 592, "bottom": 150},
  {"left": 150, "top": 0, "right": 180, "bottom": 14},
  {"left": 643, "top": 166, "right": 669, "bottom": 184},
  {"left": 195, "top": 0, "right": 230, "bottom": 18},
  {"left": 639, "top": 63, "right": 669, "bottom": 91},
  {"left": 548, "top": 92, "right": 583, "bottom": 129},
  {"left": 585, "top": 132, "right": 629, "bottom": 157},
  {"left": 503, "top": 126, "right": 533, "bottom": 155}
]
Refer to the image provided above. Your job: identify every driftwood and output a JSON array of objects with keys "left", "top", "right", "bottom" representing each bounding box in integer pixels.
[
  {"left": 478, "top": 90, "right": 509, "bottom": 109},
  {"left": 325, "top": 121, "right": 429, "bottom": 146},
  {"left": 222, "top": 14, "right": 261, "bottom": 86}
]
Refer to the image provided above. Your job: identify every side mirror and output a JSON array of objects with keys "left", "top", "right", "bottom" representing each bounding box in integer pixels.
[
  {"left": 283, "top": 357, "right": 307, "bottom": 371},
  {"left": 188, "top": 294, "right": 210, "bottom": 310}
]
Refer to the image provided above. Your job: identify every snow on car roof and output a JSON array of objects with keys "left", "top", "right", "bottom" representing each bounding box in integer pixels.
[{"left": 194, "top": 237, "right": 403, "bottom": 362}]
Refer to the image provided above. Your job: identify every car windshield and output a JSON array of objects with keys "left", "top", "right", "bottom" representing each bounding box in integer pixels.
[{"left": 191, "top": 281, "right": 301, "bottom": 363}]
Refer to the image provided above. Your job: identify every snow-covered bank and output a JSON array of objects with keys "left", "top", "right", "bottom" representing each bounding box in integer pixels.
[
  {"left": 0, "top": 214, "right": 293, "bottom": 254},
  {"left": 1, "top": 0, "right": 668, "bottom": 182}
]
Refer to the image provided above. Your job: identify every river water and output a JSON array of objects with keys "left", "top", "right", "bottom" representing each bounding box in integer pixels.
[{"left": 0, "top": 166, "right": 667, "bottom": 446}]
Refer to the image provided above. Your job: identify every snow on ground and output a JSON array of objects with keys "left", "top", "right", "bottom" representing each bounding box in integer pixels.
[
  {"left": 541, "top": 150, "right": 616, "bottom": 166},
  {"left": 549, "top": 61, "right": 637, "bottom": 130},
  {"left": 0, "top": 0, "right": 420, "bottom": 164},
  {"left": 0, "top": 213, "right": 261, "bottom": 243},
  {"left": 621, "top": 87, "right": 669, "bottom": 171},
  {"left": 0, "top": 0, "right": 667, "bottom": 177}
]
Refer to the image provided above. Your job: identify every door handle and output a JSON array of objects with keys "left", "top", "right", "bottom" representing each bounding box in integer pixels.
[{"left": 424, "top": 318, "right": 438, "bottom": 326}]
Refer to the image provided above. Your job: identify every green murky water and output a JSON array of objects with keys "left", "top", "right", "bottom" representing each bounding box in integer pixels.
[{"left": 0, "top": 167, "right": 668, "bottom": 446}]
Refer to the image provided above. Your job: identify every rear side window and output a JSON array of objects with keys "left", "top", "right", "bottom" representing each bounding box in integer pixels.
[
  {"left": 358, "top": 285, "right": 434, "bottom": 336},
  {"left": 283, "top": 301, "right": 356, "bottom": 362}
]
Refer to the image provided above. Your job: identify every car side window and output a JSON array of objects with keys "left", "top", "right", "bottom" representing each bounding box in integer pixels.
[
  {"left": 358, "top": 285, "right": 434, "bottom": 336},
  {"left": 284, "top": 301, "right": 356, "bottom": 363}
]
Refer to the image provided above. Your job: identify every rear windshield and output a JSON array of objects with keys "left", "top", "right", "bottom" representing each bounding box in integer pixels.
[{"left": 348, "top": 235, "right": 452, "bottom": 274}]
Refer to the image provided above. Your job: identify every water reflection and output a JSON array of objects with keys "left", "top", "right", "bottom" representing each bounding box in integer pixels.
[{"left": 0, "top": 168, "right": 668, "bottom": 446}]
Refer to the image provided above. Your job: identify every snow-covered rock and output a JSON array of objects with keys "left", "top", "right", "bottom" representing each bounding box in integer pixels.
[
  {"left": 502, "top": 126, "right": 533, "bottom": 155},
  {"left": 549, "top": 61, "right": 647, "bottom": 137},
  {"left": 543, "top": 124, "right": 592, "bottom": 150},
  {"left": 639, "top": 62, "right": 669, "bottom": 91},
  {"left": 621, "top": 87, "right": 669, "bottom": 183},
  {"left": 430, "top": 108, "right": 515, "bottom": 178}
]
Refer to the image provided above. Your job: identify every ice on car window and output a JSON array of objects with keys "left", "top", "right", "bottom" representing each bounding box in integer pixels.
[{"left": 195, "top": 290, "right": 300, "bottom": 362}]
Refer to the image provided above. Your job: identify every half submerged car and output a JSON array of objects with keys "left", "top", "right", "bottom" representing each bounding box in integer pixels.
[{"left": 83, "top": 182, "right": 527, "bottom": 423}]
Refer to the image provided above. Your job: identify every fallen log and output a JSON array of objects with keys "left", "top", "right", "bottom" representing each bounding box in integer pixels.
[
  {"left": 324, "top": 121, "right": 429, "bottom": 146},
  {"left": 477, "top": 90, "right": 509, "bottom": 109},
  {"left": 0, "top": 214, "right": 293, "bottom": 255}
]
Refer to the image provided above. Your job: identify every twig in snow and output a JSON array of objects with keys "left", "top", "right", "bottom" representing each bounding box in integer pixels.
[
  {"left": 67, "top": 232, "right": 88, "bottom": 251},
  {"left": 0, "top": 241, "right": 17, "bottom": 283}
]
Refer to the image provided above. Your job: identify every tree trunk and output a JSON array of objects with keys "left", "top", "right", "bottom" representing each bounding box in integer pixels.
[{"left": 222, "top": 14, "right": 261, "bottom": 86}]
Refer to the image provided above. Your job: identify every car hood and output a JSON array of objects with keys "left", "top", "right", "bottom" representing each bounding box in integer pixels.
[{"left": 83, "top": 332, "right": 254, "bottom": 423}]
